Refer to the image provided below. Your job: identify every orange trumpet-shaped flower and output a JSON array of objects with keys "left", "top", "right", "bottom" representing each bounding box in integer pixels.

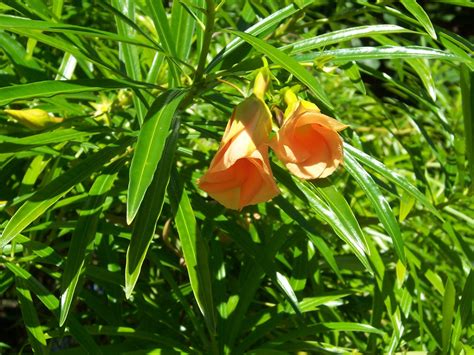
[
  {"left": 198, "top": 95, "right": 280, "bottom": 210},
  {"left": 271, "top": 95, "right": 348, "bottom": 180}
]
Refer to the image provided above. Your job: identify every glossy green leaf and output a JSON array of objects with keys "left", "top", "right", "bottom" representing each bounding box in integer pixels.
[
  {"left": 229, "top": 30, "right": 333, "bottom": 113},
  {"left": 206, "top": 0, "right": 314, "bottom": 72},
  {"left": 0, "top": 31, "right": 45, "bottom": 81},
  {"left": 127, "top": 89, "right": 185, "bottom": 224},
  {"left": 282, "top": 24, "right": 414, "bottom": 54},
  {"left": 0, "top": 138, "right": 131, "bottom": 247},
  {"left": 341, "top": 61, "right": 366, "bottom": 95},
  {"left": 459, "top": 270, "right": 473, "bottom": 328},
  {"left": 60, "top": 160, "right": 123, "bottom": 326},
  {"left": 372, "top": 34, "right": 438, "bottom": 101},
  {"left": 460, "top": 64, "right": 474, "bottom": 183},
  {"left": 295, "top": 46, "right": 466, "bottom": 63},
  {"left": 294, "top": 292, "right": 351, "bottom": 313},
  {"left": 0, "top": 128, "right": 99, "bottom": 146},
  {"left": 168, "top": 171, "right": 216, "bottom": 335},
  {"left": 5, "top": 262, "right": 101, "bottom": 353},
  {"left": 145, "top": 0, "right": 181, "bottom": 85},
  {"left": 344, "top": 152, "right": 405, "bottom": 264},
  {"left": 400, "top": 0, "right": 437, "bottom": 39},
  {"left": 274, "top": 195, "right": 343, "bottom": 280},
  {"left": 345, "top": 144, "right": 443, "bottom": 220},
  {"left": 0, "top": 79, "right": 148, "bottom": 106},
  {"left": 442, "top": 277, "right": 455, "bottom": 354},
  {"left": 296, "top": 180, "right": 371, "bottom": 271},
  {"left": 125, "top": 118, "right": 180, "bottom": 298},
  {"left": 171, "top": 0, "right": 195, "bottom": 62},
  {"left": 15, "top": 277, "right": 48, "bottom": 354},
  {"left": 111, "top": 0, "right": 146, "bottom": 124},
  {"left": 0, "top": 14, "right": 155, "bottom": 48}
]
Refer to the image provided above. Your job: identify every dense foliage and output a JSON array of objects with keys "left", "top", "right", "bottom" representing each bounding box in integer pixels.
[{"left": 0, "top": 0, "right": 473, "bottom": 353}]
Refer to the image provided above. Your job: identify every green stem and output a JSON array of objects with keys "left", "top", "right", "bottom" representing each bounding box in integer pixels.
[{"left": 194, "top": 0, "right": 215, "bottom": 85}]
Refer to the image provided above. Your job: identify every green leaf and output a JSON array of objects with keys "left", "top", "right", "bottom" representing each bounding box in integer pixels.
[
  {"left": 283, "top": 24, "right": 415, "bottom": 54},
  {"left": 145, "top": 0, "right": 181, "bottom": 85},
  {"left": 0, "top": 31, "right": 45, "bottom": 81},
  {"left": 345, "top": 144, "right": 443, "bottom": 220},
  {"left": 400, "top": 0, "right": 437, "bottom": 39},
  {"left": 0, "top": 79, "right": 149, "bottom": 106},
  {"left": 0, "top": 138, "right": 131, "bottom": 247},
  {"left": 127, "top": 89, "right": 185, "bottom": 224},
  {"left": 111, "top": 0, "right": 146, "bottom": 124},
  {"left": 341, "top": 61, "right": 366, "bottom": 95},
  {"left": 171, "top": 0, "right": 195, "bottom": 62},
  {"left": 442, "top": 277, "right": 455, "bottom": 354},
  {"left": 206, "top": 0, "right": 314, "bottom": 72},
  {"left": 60, "top": 160, "right": 123, "bottom": 326},
  {"left": 371, "top": 35, "right": 438, "bottom": 101},
  {"left": 344, "top": 152, "right": 405, "bottom": 264},
  {"left": 125, "top": 118, "right": 180, "bottom": 298},
  {"left": 295, "top": 180, "right": 371, "bottom": 271},
  {"left": 460, "top": 64, "right": 474, "bottom": 183},
  {"left": 274, "top": 195, "right": 343, "bottom": 280},
  {"left": 294, "top": 292, "right": 351, "bottom": 313},
  {"left": 0, "top": 128, "right": 100, "bottom": 146},
  {"left": 6, "top": 262, "right": 101, "bottom": 353},
  {"left": 168, "top": 170, "right": 216, "bottom": 335},
  {"left": 15, "top": 277, "right": 48, "bottom": 354},
  {"left": 228, "top": 30, "right": 333, "bottom": 113},
  {"left": 77, "top": 325, "right": 188, "bottom": 351},
  {"left": 399, "top": 192, "right": 416, "bottom": 222},
  {"left": 295, "top": 46, "right": 466, "bottom": 63},
  {"left": 0, "top": 14, "right": 155, "bottom": 48},
  {"left": 459, "top": 270, "right": 473, "bottom": 328}
]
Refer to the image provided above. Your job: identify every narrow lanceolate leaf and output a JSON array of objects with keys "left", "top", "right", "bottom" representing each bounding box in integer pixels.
[
  {"left": 0, "top": 31, "right": 45, "bottom": 81},
  {"left": 442, "top": 278, "right": 456, "bottom": 354},
  {"left": 294, "top": 46, "right": 464, "bottom": 63},
  {"left": 0, "top": 14, "right": 155, "bottom": 48},
  {"left": 168, "top": 171, "right": 216, "bottom": 334},
  {"left": 6, "top": 263, "right": 101, "bottom": 353},
  {"left": 0, "top": 138, "right": 131, "bottom": 247},
  {"left": 345, "top": 144, "right": 443, "bottom": 220},
  {"left": 145, "top": 0, "right": 181, "bottom": 85},
  {"left": 400, "top": 0, "right": 437, "bottom": 39},
  {"left": 125, "top": 118, "right": 180, "bottom": 298},
  {"left": 460, "top": 64, "right": 474, "bottom": 183},
  {"left": 228, "top": 30, "right": 333, "bottom": 113},
  {"left": 111, "top": 0, "right": 146, "bottom": 124},
  {"left": 459, "top": 270, "right": 473, "bottom": 328},
  {"left": 296, "top": 180, "right": 371, "bottom": 271},
  {"left": 274, "top": 195, "right": 343, "bottom": 280},
  {"left": 206, "top": 0, "right": 314, "bottom": 72},
  {"left": 282, "top": 24, "right": 414, "bottom": 54},
  {"left": 372, "top": 35, "right": 437, "bottom": 101},
  {"left": 60, "top": 160, "right": 123, "bottom": 326},
  {"left": 15, "top": 278, "right": 48, "bottom": 354},
  {"left": 171, "top": 0, "right": 195, "bottom": 62},
  {"left": 0, "top": 79, "right": 148, "bottom": 106},
  {"left": 127, "top": 90, "right": 186, "bottom": 224},
  {"left": 0, "top": 128, "right": 99, "bottom": 146},
  {"left": 344, "top": 153, "right": 405, "bottom": 264}
]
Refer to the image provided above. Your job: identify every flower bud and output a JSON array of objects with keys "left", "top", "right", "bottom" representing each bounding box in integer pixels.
[{"left": 4, "top": 109, "right": 63, "bottom": 130}]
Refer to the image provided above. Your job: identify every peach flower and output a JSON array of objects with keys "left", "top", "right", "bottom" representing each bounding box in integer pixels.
[
  {"left": 198, "top": 95, "right": 280, "bottom": 210},
  {"left": 271, "top": 98, "right": 348, "bottom": 180}
]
